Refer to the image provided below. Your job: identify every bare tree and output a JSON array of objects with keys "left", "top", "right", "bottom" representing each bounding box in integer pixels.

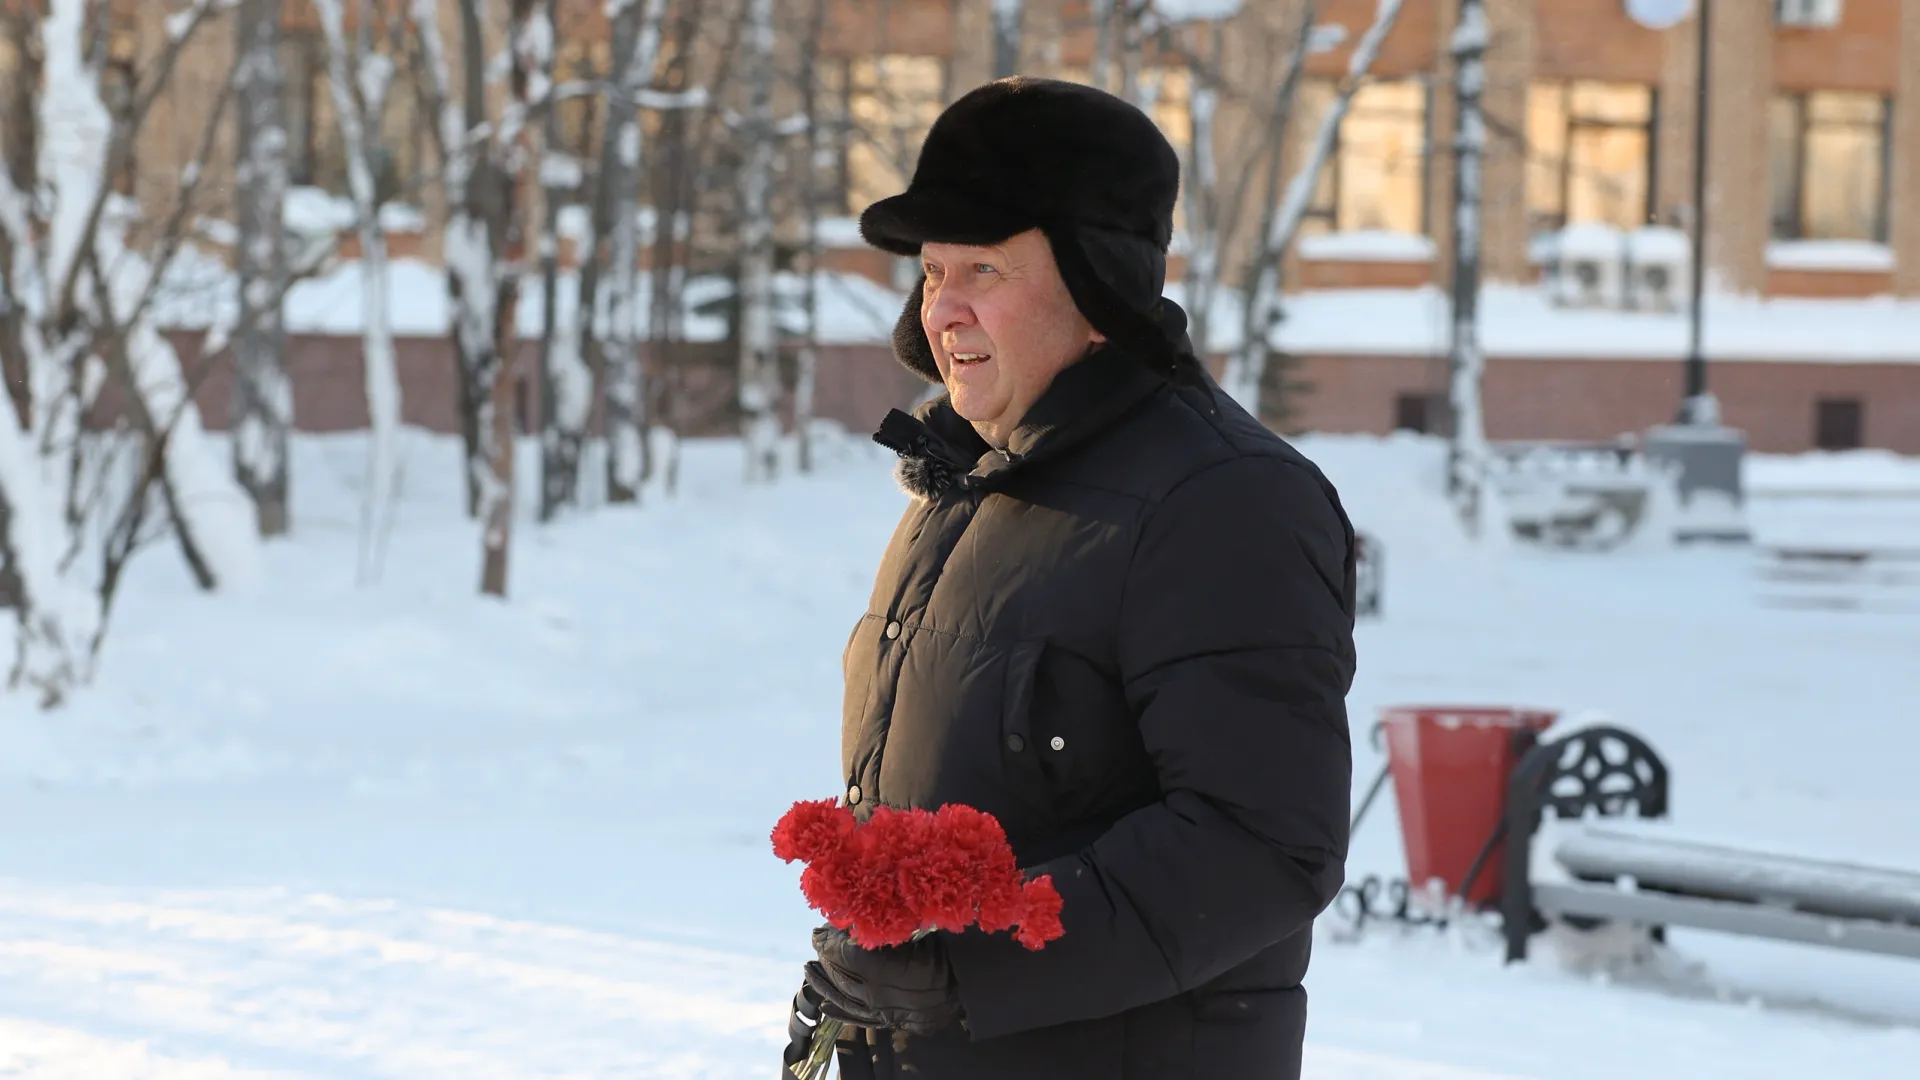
[
  {"left": 737, "top": 0, "right": 780, "bottom": 482},
  {"left": 406, "top": 0, "right": 539, "bottom": 597},
  {"left": 0, "top": 0, "right": 262, "bottom": 706},
  {"left": 992, "top": 0, "right": 1023, "bottom": 79},
  {"left": 1090, "top": 0, "right": 1115, "bottom": 88},
  {"left": 406, "top": 0, "right": 493, "bottom": 523},
  {"left": 231, "top": 0, "right": 291, "bottom": 537},
  {"left": 1224, "top": 0, "right": 1406, "bottom": 421},
  {"left": 792, "top": 0, "right": 832, "bottom": 475},
  {"left": 534, "top": 0, "right": 577, "bottom": 521},
  {"left": 1445, "top": 0, "right": 1490, "bottom": 535},
  {"left": 645, "top": 0, "right": 737, "bottom": 499},
  {"left": 313, "top": 0, "right": 402, "bottom": 584},
  {"left": 601, "top": 0, "right": 671, "bottom": 505}
]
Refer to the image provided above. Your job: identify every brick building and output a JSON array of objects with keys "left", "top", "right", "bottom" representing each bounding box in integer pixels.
[{"left": 37, "top": 1, "right": 1920, "bottom": 454}]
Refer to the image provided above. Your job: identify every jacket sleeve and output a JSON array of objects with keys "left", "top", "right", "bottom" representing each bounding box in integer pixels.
[{"left": 942, "top": 454, "right": 1356, "bottom": 1041}]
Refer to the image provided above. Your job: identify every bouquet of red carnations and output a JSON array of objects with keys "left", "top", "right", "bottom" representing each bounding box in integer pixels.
[{"left": 772, "top": 798, "right": 1064, "bottom": 1079}]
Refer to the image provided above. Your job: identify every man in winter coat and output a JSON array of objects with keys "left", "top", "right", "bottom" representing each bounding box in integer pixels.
[{"left": 783, "top": 77, "right": 1358, "bottom": 1080}]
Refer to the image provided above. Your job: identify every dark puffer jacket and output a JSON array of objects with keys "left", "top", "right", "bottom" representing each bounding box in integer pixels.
[{"left": 836, "top": 324, "right": 1357, "bottom": 1080}]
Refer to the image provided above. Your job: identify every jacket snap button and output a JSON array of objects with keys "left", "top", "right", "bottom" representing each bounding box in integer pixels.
[
  {"left": 1050, "top": 736, "right": 1066, "bottom": 751},
  {"left": 885, "top": 621, "right": 901, "bottom": 640},
  {"left": 1005, "top": 734, "right": 1025, "bottom": 753},
  {"left": 846, "top": 785, "right": 862, "bottom": 805}
]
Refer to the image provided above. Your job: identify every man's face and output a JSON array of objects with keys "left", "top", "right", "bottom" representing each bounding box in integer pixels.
[{"left": 920, "top": 230, "right": 1104, "bottom": 448}]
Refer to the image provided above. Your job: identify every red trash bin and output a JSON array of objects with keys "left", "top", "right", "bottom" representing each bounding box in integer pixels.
[{"left": 1381, "top": 705, "right": 1558, "bottom": 908}]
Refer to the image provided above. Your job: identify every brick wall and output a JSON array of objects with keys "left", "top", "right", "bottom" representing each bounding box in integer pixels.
[
  {"left": 124, "top": 328, "right": 1920, "bottom": 459},
  {"left": 1896, "top": 0, "right": 1920, "bottom": 297},
  {"left": 1290, "top": 351, "right": 1920, "bottom": 454}
]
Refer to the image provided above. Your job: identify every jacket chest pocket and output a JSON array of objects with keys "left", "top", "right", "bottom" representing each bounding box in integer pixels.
[{"left": 1002, "top": 642, "right": 1141, "bottom": 817}]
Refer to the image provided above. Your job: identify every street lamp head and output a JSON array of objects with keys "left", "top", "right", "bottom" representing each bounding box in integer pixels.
[{"left": 1625, "top": 0, "right": 1695, "bottom": 30}]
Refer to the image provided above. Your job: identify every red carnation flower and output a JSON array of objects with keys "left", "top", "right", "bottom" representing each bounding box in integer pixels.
[
  {"left": 773, "top": 797, "right": 1069, "bottom": 1077},
  {"left": 770, "top": 798, "right": 856, "bottom": 864},
  {"left": 1013, "top": 876, "right": 1065, "bottom": 950}
]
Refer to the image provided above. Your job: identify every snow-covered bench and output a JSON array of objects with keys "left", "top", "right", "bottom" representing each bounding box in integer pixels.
[
  {"left": 1488, "top": 439, "right": 1655, "bottom": 549},
  {"left": 1533, "top": 827, "right": 1920, "bottom": 961},
  {"left": 1755, "top": 545, "right": 1920, "bottom": 612},
  {"left": 1499, "top": 725, "right": 1920, "bottom": 964}
]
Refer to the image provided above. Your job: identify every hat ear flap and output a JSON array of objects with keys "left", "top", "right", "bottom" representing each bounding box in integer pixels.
[{"left": 892, "top": 276, "right": 942, "bottom": 383}]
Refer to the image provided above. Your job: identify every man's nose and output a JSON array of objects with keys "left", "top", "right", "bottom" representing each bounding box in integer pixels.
[{"left": 924, "top": 283, "right": 975, "bottom": 332}]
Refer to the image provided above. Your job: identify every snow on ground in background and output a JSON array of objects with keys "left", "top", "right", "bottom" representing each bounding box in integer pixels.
[
  {"left": 1747, "top": 449, "right": 1920, "bottom": 495},
  {"left": 282, "top": 187, "right": 356, "bottom": 235},
  {"left": 151, "top": 251, "right": 905, "bottom": 347},
  {"left": 1, "top": 430, "right": 1918, "bottom": 1077},
  {"left": 1299, "top": 230, "right": 1438, "bottom": 262},
  {"left": 1767, "top": 240, "right": 1897, "bottom": 272}
]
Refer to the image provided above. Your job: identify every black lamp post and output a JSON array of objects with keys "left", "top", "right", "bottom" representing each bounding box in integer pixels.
[{"left": 1680, "top": 0, "right": 1713, "bottom": 424}]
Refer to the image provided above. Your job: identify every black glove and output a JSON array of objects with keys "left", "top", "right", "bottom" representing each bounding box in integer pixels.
[
  {"left": 802, "top": 925, "right": 964, "bottom": 1037},
  {"left": 781, "top": 982, "right": 826, "bottom": 1074}
]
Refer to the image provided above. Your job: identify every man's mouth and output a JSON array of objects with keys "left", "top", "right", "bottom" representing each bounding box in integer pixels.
[{"left": 951, "top": 351, "right": 991, "bottom": 366}]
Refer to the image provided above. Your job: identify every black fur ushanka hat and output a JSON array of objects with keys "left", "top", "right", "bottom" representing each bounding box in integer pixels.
[{"left": 858, "top": 77, "right": 1185, "bottom": 382}]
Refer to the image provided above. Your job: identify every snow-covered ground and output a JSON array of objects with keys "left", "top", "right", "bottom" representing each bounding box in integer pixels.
[{"left": 2, "top": 428, "right": 1917, "bottom": 1078}]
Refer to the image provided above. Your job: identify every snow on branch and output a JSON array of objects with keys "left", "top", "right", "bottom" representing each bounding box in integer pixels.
[{"left": 1268, "top": 0, "right": 1404, "bottom": 253}]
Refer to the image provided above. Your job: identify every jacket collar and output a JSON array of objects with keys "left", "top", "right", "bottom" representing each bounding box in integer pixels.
[{"left": 873, "top": 333, "right": 1183, "bottom": 499}]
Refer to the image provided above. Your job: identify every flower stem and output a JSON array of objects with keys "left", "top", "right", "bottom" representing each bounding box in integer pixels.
[{"left": 791, "top": 1016, "right": 842, "bottom": 1080}]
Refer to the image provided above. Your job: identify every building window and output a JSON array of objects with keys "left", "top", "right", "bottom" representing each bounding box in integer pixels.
[
  {"left": 2, "top": 15, "right": 39, "bottom": 193},
  {"left": 1814, "top": 398, "right": 1863, "bottom": 451},
  {"left": 553, "top": 38, "right": 608, "bottom": 195},
  {"left": 367, "top": 62, "right": 424, "bottom": 206},
  {"left": 1298, "top": 79, "right": 1429, "bottom": 237},
  {"left": 1769, "top": 92, "right": 1890, "bottom": 242},
  {"left": 843, "top": 55, "right": 946, "bottom": 214},
  {"left": 1393, "top": 392, "right": 1438, "bottom": 434},
  {"left": 101, "top": 16, "right": 139, "bottom": 195},
  {"left": 1527, "top": 81, "right": 1655, "bottom": 234},
  {"left": 283, "top": 30, "right": 328, "bottom": 188}
]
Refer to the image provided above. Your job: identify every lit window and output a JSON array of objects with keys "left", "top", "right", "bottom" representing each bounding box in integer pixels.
[
  {"left": 555, "top": 39, "right": 609, "bottom": 166},
  {"left": 1527, "top": 80, "right": 1654, "bottom": 233},
  {"left": 1769, "top": 91, "right": 1889, "bottom": 242},
  {"left": 102, "top": 15, "right": 139, "bottom": 195},
  {"left": 1298, "top": 78, "right": 1429, "bottom": 237}
]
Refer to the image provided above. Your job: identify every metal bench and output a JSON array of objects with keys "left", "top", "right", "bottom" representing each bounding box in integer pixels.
[{"left": 1501, "top": 724, "right": 1920, "bottom": 964}]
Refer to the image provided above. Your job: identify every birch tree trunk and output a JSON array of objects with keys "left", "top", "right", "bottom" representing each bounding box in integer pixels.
[
  {"left": 737, "top": 0, "right": 780, "bottom": 483},
  {"left": 232, "top": 0, "right": 292, "bottom": 537},
  {"left": 1446, "top": 0, "right": 1490, "bottom": 536},
  {"left": 1180, "top": 22, "right": 1223, "bottom": 365},
  {"left": 475, "top": 0, "right": 547, "bottom": 597},
  {"left": 992, "top": 0, "right": 1023, "bottom": 79},
  {"left": 602, "top": 0, "right": 669, "bottom": 505},
  {"left": 1228, "top": 0, "right": 1403, "bottom": 419},
  {"left": 535, "top": 0, "right": 581, "bottom": 521},
  {"left": 314, "top": 0, "right": 401, "bottom": 584},
  {"left": 1091, "top": 0, "right": 1114, "bottom": 90},
  {"left": 645, "top": 0, "right": 717, "bottom": 500},
  {"left": 0, "top": 0, "right": 262, "bottom": 706},
  {"left": 1120, "top": 1, "right": 1145, "bottom": 105},
  {"left": 409, "top": 0, "right": 495, "bottom": 520},
  {"left": 793, "top": 0, "right": 831, "bottom": 475}
]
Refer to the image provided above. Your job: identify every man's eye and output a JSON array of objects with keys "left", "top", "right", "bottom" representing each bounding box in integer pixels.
[{"left": 974, "top": 263, "right": 997, "bottom": 275}]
